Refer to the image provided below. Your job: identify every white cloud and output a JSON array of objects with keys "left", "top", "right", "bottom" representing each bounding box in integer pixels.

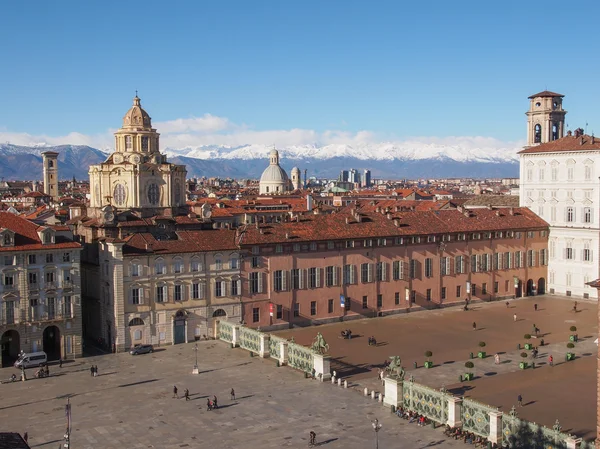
[{"left": 0, "top": 112, "right": 523, "bottom": 162}]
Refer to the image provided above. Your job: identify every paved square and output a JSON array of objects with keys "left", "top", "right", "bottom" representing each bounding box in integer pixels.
[
  {"left": 0, "top": 341, "right": 465, "bottom": 449},
  {"left": 274, "top": 296, "right": 598, "bottom": 440}
]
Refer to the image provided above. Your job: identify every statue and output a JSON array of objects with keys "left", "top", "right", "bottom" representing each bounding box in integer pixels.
[
  {"left": 386, "top": 356, "right": 405, "bottom": 380},
  {"left": 311, "top": 332, "right": 329, "bottom": 354}
]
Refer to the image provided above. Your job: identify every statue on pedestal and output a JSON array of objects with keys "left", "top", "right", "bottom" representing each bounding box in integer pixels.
[
  {"left": 311, "top": 332, "right": 329, "bottom": 355},
  {"left": 387, "top": 356, "right": 405, "bottom": 380}
]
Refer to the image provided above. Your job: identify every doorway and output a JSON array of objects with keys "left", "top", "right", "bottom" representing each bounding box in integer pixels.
[
  {"left": 43, "top": 326, "right": 61, "bottom": 361},
  {"left": 1, "top": 330, "right": 20, "bottom": 367}
]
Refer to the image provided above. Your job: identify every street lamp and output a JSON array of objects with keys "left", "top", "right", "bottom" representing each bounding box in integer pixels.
[
  {"left": 371, "top": 418, "right": 382, "bottom": 449},
  {"left": 192, "top": 344, "right": 199, "bottom": 374}
]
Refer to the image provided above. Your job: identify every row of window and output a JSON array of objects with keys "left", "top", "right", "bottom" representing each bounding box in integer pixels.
[
  {"left": 251, "top": 279, "right": 519, "bottom": 322},
  {"left": 255, "top": 231, "right": 546, "bottom": 257},
  {"left": 250, "top": 251, "right": 547, "bottom": 293},
  {"left": 525, "top": 164, "right": 594, "bottom": 182},
  {"left": 530, "top": 204, "right": 594, "bottom": 224},
  {"left": 2, "top": 252, "right": 73, "bottom": 266},
  {"left": 129, "top": 257, "right": 239, "bottom": 277},
  {"left": 130, "top": 280, "right": 241, "bottom": 304},
  {"left": 3, "top": 269, "right": 73, "bottom": 288}
]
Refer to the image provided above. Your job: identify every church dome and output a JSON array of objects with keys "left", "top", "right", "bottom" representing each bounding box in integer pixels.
[
  {"left": 122, "top": 96, "right": 152, "bottom": 129},
  {"left": 260, "top": 165, "right": 290, "bottom": 183}
]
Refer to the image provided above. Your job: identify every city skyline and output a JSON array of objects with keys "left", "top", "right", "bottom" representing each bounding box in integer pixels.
[{"left": 1, "top": 1, "right": 599, "bottom": 153}]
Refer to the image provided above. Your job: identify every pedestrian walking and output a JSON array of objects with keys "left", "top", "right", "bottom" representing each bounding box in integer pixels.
[
  {"left": 230, "top": 388, "right": 235, "bottom": 400},
  {"left": 90, "top": 365, "right": 94, "bottom": 377},
  {"left": 573, "top": 301, "right": 578, "bottom": 312},
  {"left": 534, "top": 303, "right": 538, "bottom": 311},
  {"left": 534, "top": 326, "right": 540, "bottom": 336},
  {"left": 309, "top": 431, "right": 316, "bottom": 446},
  {"left": 494, "top": 354, "right": 500, "bottom": 365},
  {"left": 173, "top": 385, "right": 178, "bottom": 399},
  {"left": 207, "top": 398, "right": 212, "bottom": 411},
  {"left": 213, "top": 395, "right": 218, "bottom": 409},
  {"left": 472, "top": 322, "right": 477, "bottom": 331},
  {"left": 532, "top": 323, "right": 536, "bottom": 333},
  {"left": 549, "top": 355, "right": 553, "bottom": 366},
  {"left": 94, "top": 365, "right": 98, "bottom": 377},
  {"left": 59, "top": 358, "right": 63, "bottom": 368},
  {"left": 184, "top": 388, "right": 190, "bottom": 401},
  {"left": 506, "top": 301, "right": 510, "bottom": 308},
  {"left": 517, "top": 394, "right": 523, "bottom": 407},
  {"left": 513, "top": 313, "right": 517, "bottom": 322}
]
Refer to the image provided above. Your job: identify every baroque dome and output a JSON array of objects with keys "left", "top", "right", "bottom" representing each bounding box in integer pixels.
[
  {"left": 260, "top": 164, "right": 290, "bottom": 183},
  {"left": 122, "top": 96, "right": 152, "bottom": 129}
]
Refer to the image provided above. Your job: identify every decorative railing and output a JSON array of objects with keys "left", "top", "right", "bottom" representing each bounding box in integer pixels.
[
  {"left": 580, "top": 440, "right": 597, "bottom": 449},
  {"left": 461, "top": 398, "right": 497, "bottom": 438},
  {"left": 269, "top": 335, "right": 285, "bottom": 360},
  {"left": 217, "top": 320, "right": 234, "bottom": 343},
  {"left": 402, "top": 379, "right": 448, "bottom": 424},
  {"left": 287, "top": 341, "right": 314, "bottom": 373},
  {"left": 239, "top": 326, "right": 261, "bottom": 354},
  {"left": 501, "top": 406, "right": 571, "bottom": 448}
]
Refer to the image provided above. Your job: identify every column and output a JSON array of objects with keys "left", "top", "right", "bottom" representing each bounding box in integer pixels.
[
  {"left": 488, "top": 411, "right": 502, "bottom": 444},
  {"left": 231, "top": 325, "right": 240, "bottom": 347},
  {"left": 259, "top": 334, "right": 270, "bottom": 358},
  {"left": 383, "top": 377, "right": 403, "bottom": 408},
  {"left": 279, "top": 341, "right": 288, "bottom": 365},
  {"left": 313, "top": 354, "right": 331, "bottom": 381},
  {"left": 565, "top": 437, "right": 581, "bottom": 449},
  {"left": 447, "top": 397, "right": 463, "bottom": 427}
]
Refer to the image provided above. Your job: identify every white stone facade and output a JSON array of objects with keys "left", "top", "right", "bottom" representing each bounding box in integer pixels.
[{"left": 520, "top": 150, "right": 599, "bottom": 299}]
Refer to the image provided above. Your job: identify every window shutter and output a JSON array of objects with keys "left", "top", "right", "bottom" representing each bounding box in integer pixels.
[
  {"left": 382, "top": 262, "right": 387, "bottom": 281},
  {"left": 272, "top": 272, "right": 276, "bottom": 291},
  {"left": 258, "top": 272, "right": 264, "bottom": 293},
  {"left": 282, "top": 270, "right": 288, "bottom": 291},
  {"left": 143, "top": 288, "right": 148, "bottom": 304},
  {"left": 200, "top": 283, "right": 205, "bottom": 299},
  {"left": 351, "top": 265, "right": 356, "bottom": 284},
  {"left": 315, "top": 268, "right": 321, "bottom": 288},
  {"left": 299, "top": 269, "right": 305, "bottom": 289},
  {"left": 532, "top": 251, "right": 536, "bottom": 267},
  {"left": 368, "top": 264, "right": 373, "bottom": 282},
  {"left": 333, "top": 267, "right": 339, "bottom": 286},
  {"left": 222, "top": 282, "right": 227, "bottom": 297}
]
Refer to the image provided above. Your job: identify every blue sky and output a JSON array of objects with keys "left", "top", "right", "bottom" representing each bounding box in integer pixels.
[{"left": 1, "top": 0, "right": 599, "bottom": 150}]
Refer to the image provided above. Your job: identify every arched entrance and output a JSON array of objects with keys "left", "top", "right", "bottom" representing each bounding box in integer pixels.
[
  {"left": 212, "top": 309, "right": 227, "bottom": 318},
  {"left": 1, "top": 330, "right": 20, "bottom": 367},
  {"left": 43, "top": 326, "right": 61, "bottom": 361},
  {"left": 173, "top": 310, "right": 187, "bottom": 345},
  {"left": 515, "top": 280, "right": 523, "bottom": 298},
  {"left": 526, "top": 279, "right": 535, "bottom": 296},
  {"left": 537, "top": 278, "right": 546, "bottom": 295}
]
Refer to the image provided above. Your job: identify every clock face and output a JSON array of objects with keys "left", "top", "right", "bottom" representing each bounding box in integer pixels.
[
  {"left": 130, "top": 154, "right": 141, "bottom": 164},
  {"left": 113, "top": 154, "right": 123, "bottom": 164}
]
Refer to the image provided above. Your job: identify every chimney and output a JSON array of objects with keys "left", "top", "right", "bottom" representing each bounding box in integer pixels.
[
  {"left": 386, "top": 213, "right": 392, "bottom": 220},
  {"left": 376, "top": 206, "right": 381, "bottom": 213},
  {"left": 593, "top": 134, "right": 596, "bottom": 144},
  {"left": 487, "top": 205, "right": 493, "bottom": 210},
  {"left": 393, "top": 218, "right": 400, "bottom": 227},
  {"left": 395, "top": 206, "right": 400, "bottom": 212},
  {"left": 457, "top": 205, "right": 464, "bottom": 213},
  {"left": 345, "top": 217, "right": 350, "bottom": 224},
  {"left": 259, "top": 229, "right": 264, "bottom": 234},
  {"left": 509, "top": 207, "right": 514, "bottom": 216},
  {"left": 496, "top": 210, "right": 501, "bottom": 217},
  {"left": 313, "top": 208, "right": 320, "bottom": 215},
  {"left": 355, "top": 213, "right": 362, "bottom": 223},
  {"left": 464, "top": 211, "right": 470, "bottom": 217},
  {"left": 567, "top": 130, "right": 572, "bottom": 136},
  {"left": 580, "top": 136, "right": 584, "bottom": 145},
  {"left": 285, "top": 232, "right": 289, "bottom": 239},
  {"left": 306, "top": 195, "right": 313, "bottom": 212}
]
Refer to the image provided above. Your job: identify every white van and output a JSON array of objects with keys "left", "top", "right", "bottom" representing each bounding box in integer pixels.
[{"left": 14, "top": 351, "right": 47, "bottom": 369}]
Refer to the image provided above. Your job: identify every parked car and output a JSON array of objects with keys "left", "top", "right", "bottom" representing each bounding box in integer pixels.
[
  {"left": 129, "top": 344, "right": 154, "bottom": 355},
  {"left": 14, "top": 351, "right": 47, "bottom": 369}
]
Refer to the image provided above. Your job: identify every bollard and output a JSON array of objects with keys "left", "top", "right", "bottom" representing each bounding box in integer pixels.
[
  {"left": 379, "top": 393, "right": 384, "bottom": 402},
  {"left": 517, "top": 343, "right": 521, "bottom": 350},
  {"left": 532, "top": 362, "right": 535, "bottom": 369},
  {"left": 459, "top": 374, "right": 462, "bottom": 382},
  {"left": 413, "top": 361, "right": 417, "bottom": 369},
  {"left": 344, "top": 380, "right": 348, "bottom": 389},
  {"left": 364, "top": 387, "right": 369, "bottom": 396},
  {"left": 333, "top": 370, "right": 337, "bottom": 378},
  {"left": 371, "top": 390, "right": 376, "bottom": 400},
  {"left": 391, "top": 405, "right": 396, "bottom": 413},
  {"left": 337, "top": 377, "right": 342, "bottom": 386},
  {"left": 469, "top": 352, "right": 473, "bottom": 359},
  {"left": 331, "top": 376, "right": 336, "bottom": 384}
]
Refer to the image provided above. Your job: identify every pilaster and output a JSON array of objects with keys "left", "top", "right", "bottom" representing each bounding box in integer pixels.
[
  {"left": 231, "top": 325, "right": 240, "bottom": 347},
  {"left": 313, "top": 353, "right": 331, "bottom": 380},
  {"left": 447, "top": 396, "right": 463, "bottom": 427},
  {"left": 488, "top": 411, "right": 502, "bottom": 444},
  {"left": 279, "top": 341, "right": 288, "bottom": 365},
  {"left": 383, "top": 377, "right": 403, "bottom": 408},
  {"left": 259, "top": 333, "right": 270, "bottom": 358}
]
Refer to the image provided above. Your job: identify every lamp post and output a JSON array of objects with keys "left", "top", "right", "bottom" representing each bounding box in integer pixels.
[
  {"left": 192, "top": 344, "right": 199, "bottom": 374},
  {"left": 63, "top": 397, "right": 71, "bottom": 448},
  {"left": 371, "top": 418, "right": 382, "bottom": 449}
]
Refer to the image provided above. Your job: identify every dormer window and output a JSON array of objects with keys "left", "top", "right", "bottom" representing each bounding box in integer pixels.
[
  {"left": 3, "top": 234, "right": 11, "bottom": 246},
  {"left": 0, "top": 229, "right": 15, "bottom": 248},
  {"left": 38, "top": 228, "right": 55, "bottom": 245},
  {"left": 44, "top": 233, "right": 52, "bottom": 244}
]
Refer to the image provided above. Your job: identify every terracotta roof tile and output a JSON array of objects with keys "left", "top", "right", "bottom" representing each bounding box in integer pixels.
[
  {"left": 528, "top": 90, "right": 564, "bottom": 98},
  {"left": 0, "top": 212, "right": 81, "bottom": 252},
  {"left": 519, "top": 134, "right": 600, "bottom": 154},
  {"left": 123, "top": 229, "right": 238, "bottom": 255}
]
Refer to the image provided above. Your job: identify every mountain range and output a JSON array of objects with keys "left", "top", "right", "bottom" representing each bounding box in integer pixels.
[{"left": 0, "top": 141, "right": 521, "bottom": 180}]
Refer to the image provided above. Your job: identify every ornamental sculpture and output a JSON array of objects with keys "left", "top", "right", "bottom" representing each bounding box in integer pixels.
[{"left": 311, "top": 332, "right": 329, "bottom": 354}]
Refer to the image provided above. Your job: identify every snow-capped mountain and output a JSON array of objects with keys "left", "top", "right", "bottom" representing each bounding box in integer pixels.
[{"left": 0, "top": 140, "right": 521, "bottom": 180}]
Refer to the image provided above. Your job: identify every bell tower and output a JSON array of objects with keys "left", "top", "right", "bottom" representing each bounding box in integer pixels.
[
  {"left": 42, "top": 151, "right": 59, "bottom": 201},
  {"left": 526, "top": 91, "right": 567, "bottom": 147}
]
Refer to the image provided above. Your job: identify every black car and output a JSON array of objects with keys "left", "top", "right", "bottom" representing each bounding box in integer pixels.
[{"left": 129, "top": 344, "right": 154, "bottom": 355}]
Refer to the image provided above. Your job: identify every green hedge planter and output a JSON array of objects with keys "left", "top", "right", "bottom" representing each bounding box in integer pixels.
[
  {"left": 566, "top": 352, "right": 575, "bottom": 361},
  {"left": 478, "top": 351, "right": 486, "bottom": 359},
  {"left": 524, "top": 343, "right": 533, "bottom": 350},
  {"left": 464, "top": 372, "right": 474, "bottom": 381},
  {"left": 569, "top": 335, "right": 576, "bottom": 342},
  {"left": 519, "top": 362, "right": 528, "bottom": 370},
  {"left": 424, "top": 361, "right": 434, "bottom": 369}
]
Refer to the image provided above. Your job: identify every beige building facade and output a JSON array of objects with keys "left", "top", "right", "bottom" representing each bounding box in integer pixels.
[{"left": 0, "top": 212, "right": 82, "bottom": 366}]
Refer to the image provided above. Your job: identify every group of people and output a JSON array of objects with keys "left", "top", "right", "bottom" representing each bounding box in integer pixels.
[
  {"left": 340, "top": 329, "right": 353, "bottom": 339},
  {"left": 173, "top": 385, "right": 237, "bottom": 411},
  {"left": 367, "top": 336, "right": 377, "bottom": 346},
  {"left": 34, "top": 365, "right": 49, "bottom": 378},
  {"left": 90, "top": 365, "right": 99, "bottom": 377},
  {"left": 395, "top": 407, "right": 429, "bottom": 426},
  {"left": 444, "top": 425, "right": 493, "bottom": 447}
]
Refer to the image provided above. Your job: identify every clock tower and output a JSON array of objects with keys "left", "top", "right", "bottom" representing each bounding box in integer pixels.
[{"left": 88, "top": 95, "right": 187, "bottom": 218}]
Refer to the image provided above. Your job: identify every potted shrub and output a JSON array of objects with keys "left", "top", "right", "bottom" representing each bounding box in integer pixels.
[
  {"left": 566, "top": 342, "right": 575, "bottom": 361},
  {"left": 464, "top": 361, "right": 475, "bottom": 381},
  {"left": 477, "top": 341, "right": 487, "bottom": 359},
  {"left": 424, "top": 351, "right": 433, "bottom": 368},
  {"left": 519, "top": 352, "right": 528, "bottom": 370},
  {"left": 569, "top": 326, "right": 577, "bottom": 342},
  {"left": 524, "top": 334, "right": 533, "bottom": 350}
]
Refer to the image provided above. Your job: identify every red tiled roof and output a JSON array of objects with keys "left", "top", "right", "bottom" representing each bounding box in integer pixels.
[
  {"left": 240, "top": 207, "right": 548, "bottom": 245},
  {"left": 528, "top": 91, "right": 564, "bottom": 99},
  {"left": 0, "top": 212, "right": 80, "bottom": 252},
  {"left": 123, "top": 229, "right": 238, "bottom": 255},
  {"left": 518, "top": 134, "right": 600, "bottom": 154}
]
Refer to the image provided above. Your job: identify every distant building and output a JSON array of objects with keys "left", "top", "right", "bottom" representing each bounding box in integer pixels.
[
  {"left": 339, "top": 170, "right": 349, "bottom": 182},
  {"left": 291, "top": 167, "right": 301, "bottom": 191},
  {"left": 363, "top": 169, "right": 371, "bottom": 188},
  {"left": 42, "top": 151, "right": 59, "bottom": 201},
  {"left": 259, "top": 149, "right": 291, "bottom": 195}
]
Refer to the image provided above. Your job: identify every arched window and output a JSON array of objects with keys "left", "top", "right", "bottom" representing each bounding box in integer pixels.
[
  {"left": 48, "top": 160, "right": 54, "bottom": 168},
  {"left": 215, "top": 259, "right": 222, "bottom": 271},
  {"left": 114, "top": 184, "right": 126, "bottom": 205},
  {"left": 534, "top": 124, "right": 542, "bottom": 143},
  {"left": 148, "top": 183, "right": 160, "bottom": 205},
  {"left": 155, "top": 258, "right": 166, "bottom": 275},
  {"left": 552, "top": 123, "right": 559, "bottom": 140},
  {"left": 266, "top": 186, "right": 269, "bottom": 193},
  {"left": 128, "top": 317, "right": 144, "bottom": 326}
]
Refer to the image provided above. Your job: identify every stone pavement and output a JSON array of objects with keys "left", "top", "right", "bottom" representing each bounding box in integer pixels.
[{"left": 0, "top": 341, "right": 465, "bottom": 449}]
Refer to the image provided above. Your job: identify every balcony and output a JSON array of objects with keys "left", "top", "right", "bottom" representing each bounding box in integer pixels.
[
  {"left": 28, "top": 283, "right": 40, "bottom": 291},
  {"left": 29, "top": 309, "right": 73, "bottom": 323},
  {"left": 44, "top": 282, "right": 57, "bottom": 290},
  {"left": 2, "top": 284, "right": 16, "bottom": 292}
]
